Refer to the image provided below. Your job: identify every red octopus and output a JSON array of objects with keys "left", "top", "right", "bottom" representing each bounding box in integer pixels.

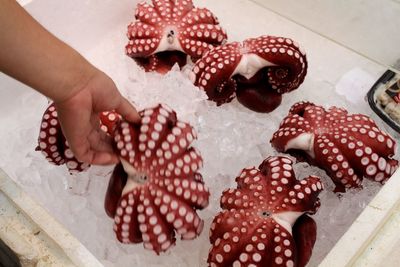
[
  {"left": 271, "top": 101, "right": 399, "bottom": 192},
  {"left": 104, "top": 104, "right": 209, "bottom": 254},
  {"left": 37, "top": 103, "right": 209, "bottom": 253},
  {"left": 208, "top": 156, "right": 323, "bottom": 267},
  {"left": 126, "top": 0, "right": 227, "bottom": 73},
  {"left": 36, "top": 103, "right": 121, "bottom": 174},
  {"left": 191, "top": 36, "right": 308, "bottom": 113}
]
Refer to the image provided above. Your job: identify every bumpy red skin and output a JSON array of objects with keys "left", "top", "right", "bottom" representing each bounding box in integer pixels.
[
  {"left": 105, "top": 104, "right": 209, "bottom": 254},
  {"left": 37, "top": 103, "right": 121, "bottom": 174},
  {"left": 271, "top": 101, "right": 399, "bottom": 192},
  {"left": 193, "top": 36, "right": 308, "bottom": 113},
  {"left": 208, "top": 156, "right": 323, "bottom": 267},
  {"left": 99, "top": 111, "right": 122, "bottom": 135},
  {"left": 126, "top": 0, "right": 227, "bottom": 73}
]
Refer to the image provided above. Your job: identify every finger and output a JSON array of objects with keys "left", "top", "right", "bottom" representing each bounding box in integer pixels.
[
  {"left": 55, "top": 104, "right": 94, "bottom": 164},
  {"left": 88, "top": 129, "right": 115, "bottom": 154},
  {"left": 91, "top": 151, "right": 120, "bottom": 165},
  {"left": 64, "top": 137, "right": 94, "bottom": 164},
  {"left": 76, "top": 130, "right": 119, "bottom": 165},
  {"left": 98, "top": 130, "right": 115, "bottom": 153},
  {"left": 76, "top": 149, "right": 95, "bottom": 165},
  {"left": 115, "top": 97, "right": 141, "bottom": 123}
]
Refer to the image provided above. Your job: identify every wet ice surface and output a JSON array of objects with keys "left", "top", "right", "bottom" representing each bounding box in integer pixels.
[
  {"left": 1, "top": 42, "right": 399, "bottom": 266},
  {"left": 0, "top": 2, "right": 399, "bottom": 266}
]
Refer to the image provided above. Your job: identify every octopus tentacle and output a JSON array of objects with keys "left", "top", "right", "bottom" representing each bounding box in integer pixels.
[
  {"left": 220, "top": 189, "right": 254, "bottom": 210},
  {"left": 180, "top": 24, "right": 227, "bottom": 57},
  {"left": 326, "top": 106, "right": 349, "bottom": 120},
  {"left": 105, "top": 164, "right": 128, "bottom": 218},
  {"left": 267, "top": 121, "right": 310, "bottom": 153},
  {"left": 193, "top": 43, "right": 242, "bottom": 104},
  {"left": 37, "top": 103, "right": 118, "bottom": 173},
  {"left": 209, "top": 210, "right": 248, "bottom": 244},
  {"left": 334, "top": 134, "right": 393, "bottom": 182},
  {"left": 37, "top": 104, "right": 66, "bottom": 166},
  {"left": 135, "top": 2, "right": 161, "bottom": 26},
  {"left": 152, "top": 0, "right": 174, "bottom": 20},
  {"left": 209, "top": 218, "right": 291, "bottom": 267},
  {"left": 171, "top": 0, "right": 195, "bottom": 17},
  {"left": 157, "top": 147, "right": 203, "bottom": 179},
  {"left": 158, "top": 177, "right": 210, "bottom": 209},
  {"left": 314, "top": 135, "right": 361, "bottom": 191},
  {"left": 181, "top": 8, "right": 219, "bottom": 26},
  {"left": 278, "top": 115, "right": 311, "bottom": 132},
  {"left": 292, "top": 215, "right": 317, "bottom": 267},
  {"left": 338, "top": 116, "right": 397, "bottom": 158},
  {"left": 288, "top": 101, "right": 314, "bottom": 115},
  {"left": 156, "top": 194, "right": 203, "bottom": 241},
  {"left": 126, "top": 23, "right": 161, "bottom": 57},
  {"left": 99, "top": 111, "right": 121, "bottom": 135},
  {"left": 152, "top": 0, "right": 193, "bottom": 20},
  {"left": 113, "top": 188, "right": 143, "bottom": 244},
  {"left": 137, "top": 105, "right": 177, "bottom": 164},
  {"left": 160, "top": 122, "right": 198, "bottom": 164},
  {"left": 137, "top": 186, "right": 173, "bottom": 253},
  {"left": 235, "top": 167, "right": 266, "bottom": 189},
  {"left": 155, "top": 175, "right": 208, "bottom": 208},
  {"left": 245, "top": 36, "right": 307, "bottom": 94}
]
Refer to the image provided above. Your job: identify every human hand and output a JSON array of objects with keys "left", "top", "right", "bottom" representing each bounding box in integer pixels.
[
  {"left": 54, "top": 71, "right": 140, "bottom": 165},
  {"left": 0, "top": 0, "right": 140, "bottom": 165}
]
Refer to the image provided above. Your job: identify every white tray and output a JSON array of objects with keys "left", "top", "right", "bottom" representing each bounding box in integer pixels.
[{"left": 2, "top": 0, "right": 399, "bottom": 266}]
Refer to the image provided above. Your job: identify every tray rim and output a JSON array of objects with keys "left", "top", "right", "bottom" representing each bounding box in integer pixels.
[
  {"left": 319, "top": 168, "right": 400, "bottom": 267},
  {"left": 0, "top": 168, "right": 104, "bottom": 267}
]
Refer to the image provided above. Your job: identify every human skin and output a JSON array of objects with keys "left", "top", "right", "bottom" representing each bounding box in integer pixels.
[{"left": 0, "top": 0, "right": 140, "bottom": 165}]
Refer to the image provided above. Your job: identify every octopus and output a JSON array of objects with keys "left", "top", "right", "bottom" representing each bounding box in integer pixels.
[
  {"left": 104, "top": 104, "right": 210, "bottom": 254},
  {"left": 37, "top": 103, "right": 209, "bottom": 253},
  {"left": 191, "top": 36, "right": 308, "bottom": 113},
  {"left": 126, "top": 0, "right": 227, "bottom": 73},
  {"left": 270, "top": 101, "right": 399, "bottom": 192},
  {"left": 208, "top": 156, "right": 323, "bottom": 267}
]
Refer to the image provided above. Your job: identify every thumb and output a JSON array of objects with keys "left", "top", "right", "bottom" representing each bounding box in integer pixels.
[{"left": 115, "top": 97, "right": 141, "bottom": 123}]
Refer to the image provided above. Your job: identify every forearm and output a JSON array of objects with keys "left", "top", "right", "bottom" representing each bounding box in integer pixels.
[{"left": 0, "top": 0, "right": 97, "bottom": 102}]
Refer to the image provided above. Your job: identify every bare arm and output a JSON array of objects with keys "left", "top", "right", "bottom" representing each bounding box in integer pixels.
[
  {"left": 0, "top": 0, "right": 140, "bottom": 165},
  {"left": 0, "top": 0, "right": 92, "bottom": 102}
]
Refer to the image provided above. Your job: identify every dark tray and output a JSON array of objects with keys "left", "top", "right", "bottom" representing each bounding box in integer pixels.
[{"left": 367, "top": 70, "right": 400, "bottom": 133}]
